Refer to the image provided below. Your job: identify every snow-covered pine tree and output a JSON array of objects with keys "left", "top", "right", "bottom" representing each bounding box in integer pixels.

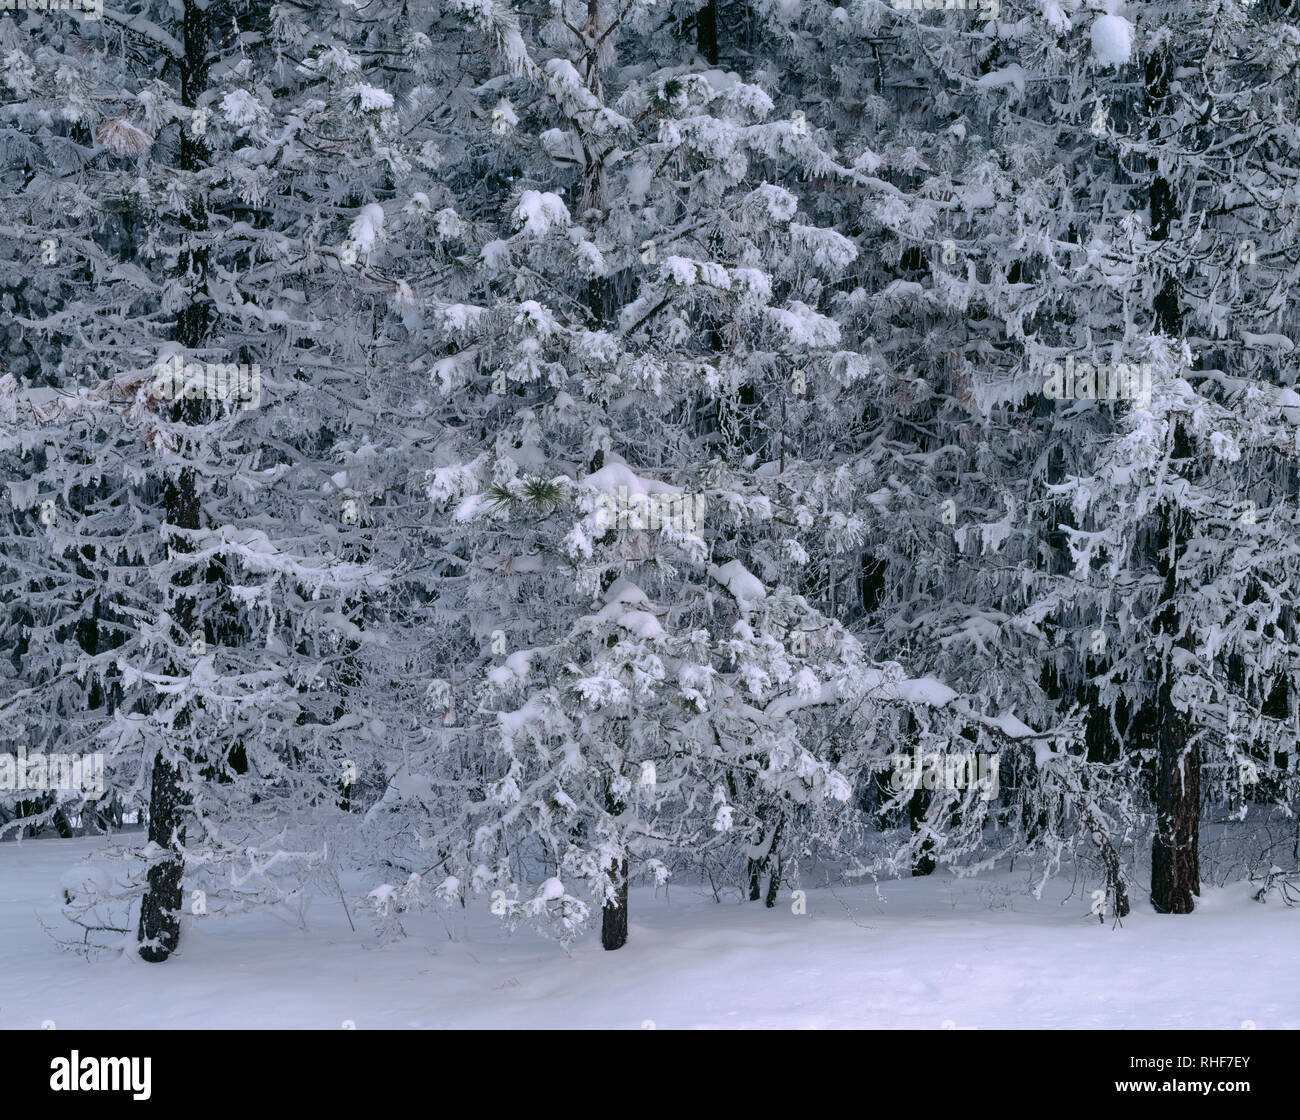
[
  {"left": 353, "top": 0, "right": 1099, "bottom": 947},
  {"left": 1046, "top": 0, "right": 1300, "bottom": 912},
  {"left": 0, "top": 1, "right": 430, "bottom": 955}
]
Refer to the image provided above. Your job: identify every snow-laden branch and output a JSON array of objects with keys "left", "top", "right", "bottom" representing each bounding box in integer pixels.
[{"left": 99, "top": 6, "right": 184, "bottom": 59}]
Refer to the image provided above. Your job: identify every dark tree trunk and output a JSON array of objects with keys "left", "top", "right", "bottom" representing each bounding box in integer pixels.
[
  {"left": 601, "top": 778, "right": 628, "bottom": 950},
  {"left": 1151, "top": 698, "right": 1199, "bottom": 913},
  {"left": 745, "top": 820, "right": 783, "bottom": 904},
  {"left": 601, "top": 855, "right": 629, "bottom": 950},
  {"left": 1143, "top": 45, "right": 1199, "bottom": 914},
  {"left": 138, "top": 751, "right": 187, "bottom": 961},
  {"left": 1150, "top": 424, "right": 1199, "bottom": 913},
  {"left": 139, "top": 462, "right": 201, "bottom": 961},
  {"left": 763, "top": 855, "right": 781, "bottom": 908},
  {"left": 137, "top": 0, "right": 211, "bottom": 963},
  {"left": 697, "top": 0, "right": 719, "bottom": 65},
  {"left": 1098, "top": 831, "right": 1131, "bottom": 919},
  {"left": 1145, "top": 49, "right": 1181, "bottom": 337},
  {"left": 909, "top": 787, "right": 935, "bottom": 876},
  {"left": 52, "top": 804, "right": 74, "bottom": 839},
  {"left": 747, "top": 816, "right": 781, "bottom": 902}
]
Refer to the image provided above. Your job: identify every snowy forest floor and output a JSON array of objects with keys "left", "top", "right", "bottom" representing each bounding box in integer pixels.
[{"left": 2, "top": 837, "right": 1297, "bottom": 1030}]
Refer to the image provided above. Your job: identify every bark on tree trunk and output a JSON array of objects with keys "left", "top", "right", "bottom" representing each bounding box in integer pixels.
[
  {"left": 764, "top": 854, "right": 781, "bottom": 909},
  {"left": 601, "top": 777, "right": 629, "bottom": 950},
  {"left": 137, "top": 0, "right": 210, "bottom": 963},
  {"left": 1143, "top": 45, "right": 1199, "bottom": 914},
  {"left": 1151, "top": 698, "right": 1199, "bottom": 913},
  {"left": 139, "top": 464, "right": 201, "bottom": 962},
  {"left": 697, "top": 0, "right": 719, "bottom": 65},
  {"left": 138, "top": 750, "right": 187, "bottom": 961},
  {"left": 909, "top": 787, "right": 936, "bottom": 876},
  {"left": 746, "top": 820, "right": 783, "bottom": 903},
  {"left": 1094, "top": 823, "right": 1131, "bottom": 919},
  {"left": 601, "top": 855, "right": 629, "bottom": 950},
  {"left": 1150, "top": 427, "right": 1199, "bottom": 913}
]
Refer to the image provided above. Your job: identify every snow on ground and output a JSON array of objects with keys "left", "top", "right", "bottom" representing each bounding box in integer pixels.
[{"left": 2, "top": 837, "right": 1297, "bottom": 1030}]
